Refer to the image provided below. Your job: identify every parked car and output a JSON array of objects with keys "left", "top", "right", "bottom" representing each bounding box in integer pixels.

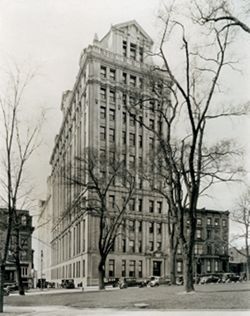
[
  {"left": 149, "top": 276, "right": 160, "bottom": 287},
  {"left": 221, "top": 273, "right": 240, "bottom": 283},
  {"left": 199, "top": 275, "right": 220, "bottom": 284},
  {"left": 4, "top": 283, "right": 18, "bottom": 293},
  {"left": 176, "top": 276, "right": 184, "bottom": 285},
  {"left": 61, "top": 279, "right": 75, "bottom": 289},
  {"left": 118, "top": 277, "right": 141, "bottom": 289}
]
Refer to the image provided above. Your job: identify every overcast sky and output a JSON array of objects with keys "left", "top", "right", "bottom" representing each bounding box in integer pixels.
[{"left": 0, "top": 0, "right": 250, "bottom": 247}]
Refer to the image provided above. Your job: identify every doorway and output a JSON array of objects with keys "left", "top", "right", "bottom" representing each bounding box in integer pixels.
[{"left": 153, "top": 261, "right": 162, "bottom": 276}]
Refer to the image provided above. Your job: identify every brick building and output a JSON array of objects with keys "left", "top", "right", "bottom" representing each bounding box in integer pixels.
[
  {"left": 176, "top": 209, "right": 230, "bottom": 277},
  {"left": 0, "top": 208, "right": 34, "bottom": 288}
]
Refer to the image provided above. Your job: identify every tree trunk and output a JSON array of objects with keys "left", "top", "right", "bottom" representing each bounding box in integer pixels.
[
  {"left": 0, "top": 264, "right": 5, "bottom": 313},
  {"left": 15, "top": 258, "right": 25, "bottom": 295},
  {"left": 183, "top": 248, "right": 195, "bottom": 293},
  {"left": 169, "top": 247, "right": 177, "bottom": 285},
  {"left": 15, "top": 229, "right": 25, "bottom": 295},
  {"left": 246, "top": 256, "right": 250, "bottom": 281},
  {"left": 98, "top": 259, "right": 106, "bottom": 290}
]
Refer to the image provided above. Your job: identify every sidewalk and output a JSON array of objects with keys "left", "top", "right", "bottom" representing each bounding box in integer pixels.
[{"left": 10, "top": 285, "right": 119, "bottom": 296}]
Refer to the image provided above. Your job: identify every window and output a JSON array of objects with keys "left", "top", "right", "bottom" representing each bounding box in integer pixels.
[
  {"left": 149, "top": 100, "right": 155, "bottom": 112},
  {"left": 122, "top": 111, "right": 126, "bottom": 124},
  {"left": 109, "top": 151, "right": 115, "bottom": 163},
  {"left": 129, "top": 220, "right": 135, "bottom": 232},
  {"left": 149, "top": 137, "right": 154, "bottom": 150},
  {"left": 196, "top": 229, "right": 202, "bottom": 239},
  {"left": 110, "top": 69, "right": 116, "bottom": 81},
  {"left": 207, "top": 260, "right": 211, "bottom": 272},
  {"left": 129, "top": 155, "right": 135, "bottom": 169},
  {"left": 129, "top": 133, "right": 135, "bottom": 146},
  {"left": 100, "top": 106, "right": 106, "bottom": 119},
  {"left": 149, "top": 222, "right": 154, "bottom": 234},
  {"left": 138, "top": 157, "right": 142, "bottom": 169},
  {"left": 139, "top": 78, "right": 143, "bottom": 89},
  {"left": 100, "top": 66, "right": 107, "bottom": 79},
  {"left": 110, "top": 90, "right": 116, "bottom": 104},
  {"left": 207, "top": 244, "right": 212, "bottom": 255},
  {"left": 129, "top": 96, "right": 135, "bottom": 106},
  {"left": 122, "top": 260, "right": 126, "bottom": 277},
  {"left": 21, "top": 266, "right": 28, "bottom": 277},
  {"left": 207, "top": 218, "right": 212, "bottom": 225},
  {"left": 122, "top": 72, "right": 127, "bottom": 84},
  {"left": 197, "top": 218, "right": 202, "bottom": 226},
  {"left": 138, "top": 240, "right": 142, "bottom": 253},
  {"left": 100, "top": 126, "right": 106, "bottom": 141},
  {"left": 129, "top": 240, "right": 135, "bottom": 252},
  {"left": 130, "top": 75, "right": 136, "bottom": 87},
  {"left": 129, "top": 260, "right": 136, "bottom": 277},
  {"left": 149, "top": 119, "right": 155, "bottom": 130},
  {"left": 157, "top": 242, "right": 162, "bottom": 251},
  {"left": 149, "top": 200, "right": 154, "bottom": 213},
  {"left": 222, "top": 219, "right": 227, "bottom": 227},
  {"left": 21, "top": 216, "right": 27, "bottom": 226},
  {"left": 138, "top": 221, "right": 142, "bottom": 232},
  {"left": 138, "top": 135, "right": 143, "bottom": 148},
  {"left": 139, "top": 47, "right": 143, "bottom": 62},
  {"left": 122, "top": 94, "right": 127, "bottom": 106},
  {"left": 122, "top": 239, "right": 126, "bottom": 252},
  {"left": 177, "top": 244, "right": 182, "bottom": 255},
  {"left": 82, "top": 260, "right": 85, "bottom": 277},
  {"left": 109, "top": 108, "right": 115, "bottom": 121},
  {"left": 100, "top": 87, "right": 107, "bottom": 102},
  {"left": 215, "top": 218, "right": 219, "bottom": 226},
  {"left": 109, "top": 259, "right": 115, "bottom": 277},
  {"left": 215, "top": 260, "right": 219, "bottom": 272},
  {"left": 157, "top": 201, "right": 162, "bottom": 214},
  {"left": 149, "top": 241, "right": 154, "bottom": 251},
  {"left": 109, "top": 128, "right": 115, "bottom": 143},
  {"left": 109, "top": 195, "right": 115, "bottom": 208},
  {"left": 138, "top": 199, "right": 143, "bottom": 212},
  {"left": 157, "top": 223, "right": 162, "bottom": 234},
  {"left": 187, "top": 219, "right": 190, "bottom": 225},
  {"left": 122, "top": 131, "right": 126, "bottom": 145},
  {"left": 207, "top": 230, "right": 211, "bottom": 239},
  {"left": 129, "top": 198, "right": 135, "bottom": 211},
  {"left": 130, "top": 114, "right": 136, "bottom": 127},
  {"left": 177, "top": 261, "right": 182, "bottom": 273},
  {"left": 195, "top": 244, "right": 203, "bottom": 255},
  {"left": 130, "top": 43, "right": 136, "bottom": 60},
  {"left": 122, "top": 40, "right": 127, "bottom": 57},
  {"left": 138, "top": 260, "right": 143, "bottom": 277}
]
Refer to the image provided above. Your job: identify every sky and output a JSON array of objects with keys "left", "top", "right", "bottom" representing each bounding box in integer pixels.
[{"left": 0, "top": 0, "right": 250, "bottom": 251}]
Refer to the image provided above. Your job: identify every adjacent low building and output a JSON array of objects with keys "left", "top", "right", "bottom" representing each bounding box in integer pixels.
[
  {"left": 0, "top": 208, "right": 34, "bottom": 288},
  {"left": 175, "top": 209, "right": 229, "bottom": 277}
]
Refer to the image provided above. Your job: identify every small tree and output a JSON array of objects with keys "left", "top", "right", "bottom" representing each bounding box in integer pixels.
[
  {"left": 231, "top": 187, "right": 250, "bottom": 280},
  {"left": 0, "top": 64, "right": 42, "bottom": 310},
  {"left": 65, "top": 147, "right": 136, "bottom": 289}
]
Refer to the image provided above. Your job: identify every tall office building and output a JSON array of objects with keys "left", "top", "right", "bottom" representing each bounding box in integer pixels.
[{"left": 49, "top": 21, "right": 169, "bottom": 286}]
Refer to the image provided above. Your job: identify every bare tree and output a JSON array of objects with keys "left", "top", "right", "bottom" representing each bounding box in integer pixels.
[
  {"left": 194, "top": 0, "right": 250, "bottom": 34},
  {"left": 0, "top": 64, "right": 42, "bottom": 310},
  {"left": 65, "top": 147, "right": 136, "bottom": 289},
  {"left": 126, "top": 2, "right": 246, "bottom": 292},
  {"left": 231, "top": 187, "right": 250, "bottom": 280}
]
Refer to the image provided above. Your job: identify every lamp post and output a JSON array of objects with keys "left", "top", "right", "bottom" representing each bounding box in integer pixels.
[{"left": 41, "top": 250, "right": 43, "bottom": 291}]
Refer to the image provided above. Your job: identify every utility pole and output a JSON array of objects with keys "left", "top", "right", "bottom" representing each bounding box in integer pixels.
[{"left": 41, "top": 250, "right": 43, "bottom": 291}]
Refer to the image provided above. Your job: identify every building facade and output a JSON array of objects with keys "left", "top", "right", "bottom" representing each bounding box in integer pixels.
[
  {"left": 0, "top": 208, "right": 34, "bottom": 288},
  {"left": 46, "top": 20, "right": 230, "bottom": 286},
  {"left": 36, "top": 176, "right": 52, "bottom": 282},
  {"left": 49, "top": 21, "right": 170, "bottom": 286},
  {"left": 176, "top": 209, "right": 230, "bottom": 277}
]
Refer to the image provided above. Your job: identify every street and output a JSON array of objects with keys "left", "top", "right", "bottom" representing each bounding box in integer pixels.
[{"left": 3, "top": 281, "right": 250, "bottom": 315}]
